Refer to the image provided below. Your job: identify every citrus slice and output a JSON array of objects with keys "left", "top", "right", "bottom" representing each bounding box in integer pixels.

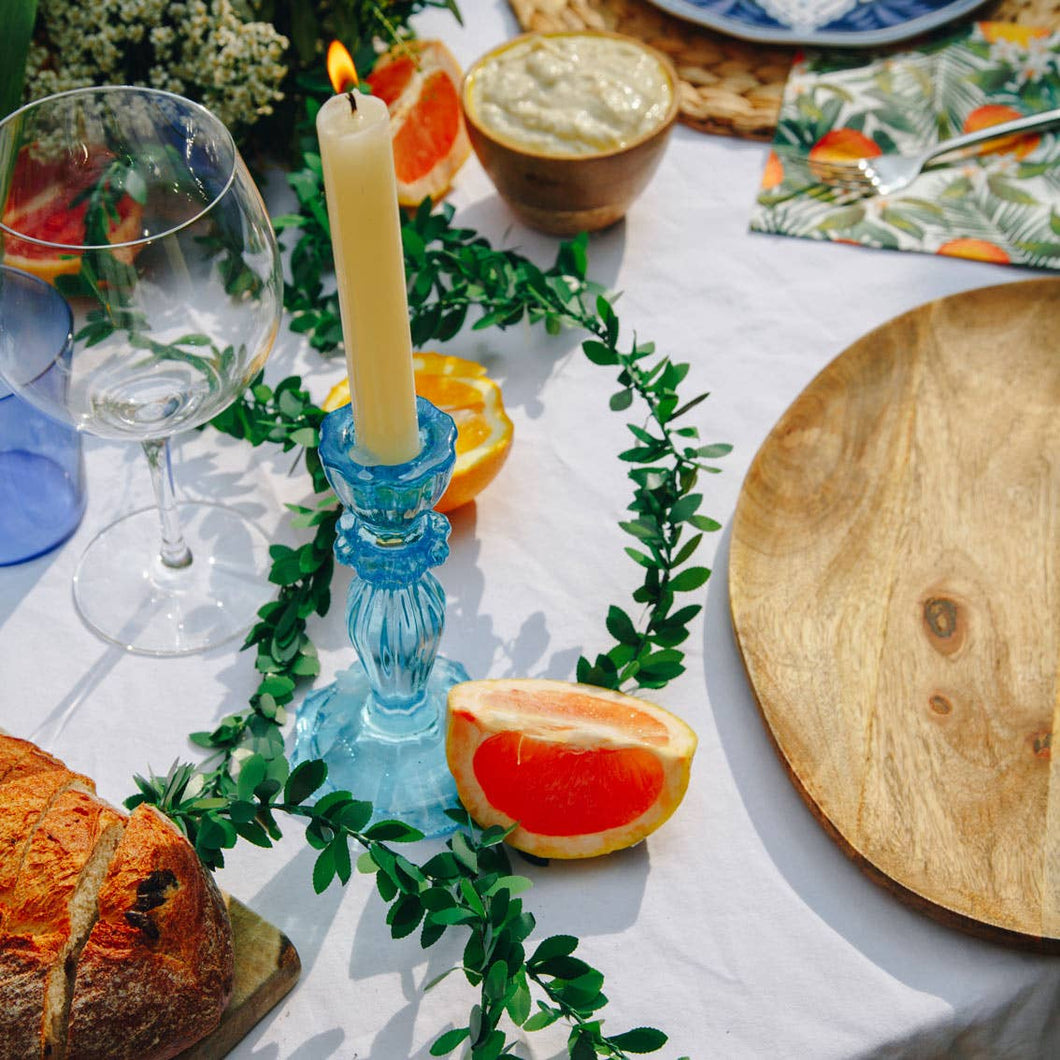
[
  {"left": 366, "top": 40, "right": 472, "bottom": 207},
  {"left": 979, "top": 22, "right": 1051, "bottom": 48},
  {"left": 937, "top": 237, "right": 1011, "bottom": 264},
  {"left": 760, "top": 149, "right": 784, "bottom": 191},
  {"left": 962, "top": 104, "right": 1041, "bottom": 159},
  {"left": 323, "top": 352, "right": 513, "bottom": 513},
  {"left": 446, "top": 678, "right": 698, "bottom": 859},
  {"left": 1, "top": 147, "right": 142, "bottom": 282},
  {"left": 809, "top": 128, "right": 882, "bottom": 164}
]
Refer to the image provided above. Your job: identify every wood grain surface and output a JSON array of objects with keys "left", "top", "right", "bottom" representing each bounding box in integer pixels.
[
  {"left": 729, "top": 277, "right": 1060, "bottom": 949},
  {"left": 177, "top": 895, "right": 301, "bottom": 1058}
]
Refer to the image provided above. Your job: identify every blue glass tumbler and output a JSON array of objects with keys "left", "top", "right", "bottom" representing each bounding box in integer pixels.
[{"left": 0, "top": 268, "right": 85, "bottom": 566}]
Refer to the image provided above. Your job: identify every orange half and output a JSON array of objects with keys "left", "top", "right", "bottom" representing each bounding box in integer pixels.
[
  {"left": 323, "top": 352, "right": 513, "bottom": 513},
  {"left": 446, "top": 678, "right": 698, "bottom": 859}
]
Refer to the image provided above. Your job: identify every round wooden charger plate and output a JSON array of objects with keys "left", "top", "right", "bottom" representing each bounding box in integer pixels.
[{"left": 729, "top": 278, "right": 1060, "bottom": 950}]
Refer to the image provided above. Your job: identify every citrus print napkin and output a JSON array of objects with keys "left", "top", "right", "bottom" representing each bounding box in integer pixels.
[{"left": 750, "top": 22, "right": 1060, "bottom": 268}]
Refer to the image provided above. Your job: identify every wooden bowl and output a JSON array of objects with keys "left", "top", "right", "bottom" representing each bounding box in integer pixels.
[{"left": 461, "top": 32, "right": 680, "bottom": 235}]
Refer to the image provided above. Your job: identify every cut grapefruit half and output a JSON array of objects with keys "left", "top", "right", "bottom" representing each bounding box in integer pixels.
[
  {"left": 366, "top": 39, "right": 472, "bottom": 208},
  {"left": 1, "top": 147, "right": 142, "bottom": 282},
  {"left": 446, "top": 679, "right": 697, "bottom": 859}
]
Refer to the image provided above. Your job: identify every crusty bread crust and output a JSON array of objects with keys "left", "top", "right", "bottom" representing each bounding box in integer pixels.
[
  {"left": 65, "top": 805, "right": 234, "bottom": 1060},
  {"left": 0, "top": 734, "right": 81, "bottom": 787},
  {"left": 0, "top": 742, "right": 234, "bottom": 1060},
  {"left": 0, "top": 789, "right": 123, "bottom": 1059},
  {"left": 0, "top": 771, "right": 94, "bottom": 929}
]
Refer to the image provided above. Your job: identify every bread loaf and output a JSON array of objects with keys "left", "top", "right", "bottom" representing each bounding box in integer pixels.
[
  {"left": 0, "top": 734, "right": 83, "bottom": 788},
  {"left": 0, "top": 734, "right": 234, "bottom": 1060}
]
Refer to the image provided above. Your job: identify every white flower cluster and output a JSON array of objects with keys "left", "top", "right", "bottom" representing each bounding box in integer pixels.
[
  {"left": 973, "top": 25, "right": 1060, "bottom": 87},
  {"left": 26, "top": 0, "right": 289, "bottom": 134}
]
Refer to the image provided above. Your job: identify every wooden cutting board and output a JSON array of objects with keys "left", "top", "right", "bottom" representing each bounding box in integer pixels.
[
  {"left": 177, "top": 895, "right": 300, "bottom": 1058},
  {"left": 729, "top": 277, "right": 1060, "bottom": 950}
]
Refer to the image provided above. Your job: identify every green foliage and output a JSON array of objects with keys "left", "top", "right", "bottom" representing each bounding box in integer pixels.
[
  {"left": 257, "top": 0, "right": 462, "bottom": 89},
  {"left": 393, "top": 199, "right": 726, "bottom": 689},
  {"left": 128, "top": 767, "right": 672, "bottom": 1058},
  {"left": 180, "top": 86, "right": 725, "bottom": 1060},
  {"left": 20, "top": 1, "right": 461, "bottom": 156},
  {"left": 0, "top": 0, "right": 37, "bottom": 120},
  {"left": 209, "top": 375, "right": 334, "bottom": 715},
  {"left": 251, "top": 127, "right": 728, "bottom": 697}
]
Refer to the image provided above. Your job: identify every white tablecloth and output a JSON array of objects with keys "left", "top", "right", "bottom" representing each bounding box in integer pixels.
[{"left": 4, "top": 4, "right": 1060, "bottom": 1057}]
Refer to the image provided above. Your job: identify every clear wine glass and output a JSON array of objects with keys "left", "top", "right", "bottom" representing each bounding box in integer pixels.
[{"left": 0, "top": 86, "right": 283, "bottom": 655}]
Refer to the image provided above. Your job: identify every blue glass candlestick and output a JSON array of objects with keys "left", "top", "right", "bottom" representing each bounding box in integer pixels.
[{"left": 290, "top": 397, "right": 469, "bottom": 837}]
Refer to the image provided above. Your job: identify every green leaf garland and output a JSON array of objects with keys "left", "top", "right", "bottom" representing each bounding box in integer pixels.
[{"left": 145, "top": 87, "right": 721, "bottom": 1060}]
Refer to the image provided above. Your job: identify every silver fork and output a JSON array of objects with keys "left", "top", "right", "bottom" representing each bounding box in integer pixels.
[{"left": 808, "top": 105, "right": 1060, "bottom": 197}]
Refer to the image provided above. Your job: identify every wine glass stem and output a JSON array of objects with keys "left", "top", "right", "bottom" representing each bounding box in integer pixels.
[{"left": 142, "top": 438, "right": 192, "bottom": 569}]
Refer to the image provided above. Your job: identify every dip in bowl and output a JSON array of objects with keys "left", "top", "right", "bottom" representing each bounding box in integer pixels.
[{"left": 461, "top": 31, "right": 680, "bottom": 235}]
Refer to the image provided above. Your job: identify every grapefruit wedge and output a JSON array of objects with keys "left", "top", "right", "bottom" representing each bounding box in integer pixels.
[
  {"left": 366, "top": 40, "right": 471, "bottom": 207},
  {"left": 1, "top": 148, "right": 142, "bottom": 282},
  {"left": 446, "top": 679, "right": 697, "bottom": 859}
]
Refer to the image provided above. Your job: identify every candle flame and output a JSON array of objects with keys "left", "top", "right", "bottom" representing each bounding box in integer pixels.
[{"left": 327, "top": 40, "right": 359, "bottom": 94}]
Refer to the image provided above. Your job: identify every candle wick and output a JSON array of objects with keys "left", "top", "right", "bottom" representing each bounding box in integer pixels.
[{"left": 346, "top": 89, "right": 358, "bottom": 114}]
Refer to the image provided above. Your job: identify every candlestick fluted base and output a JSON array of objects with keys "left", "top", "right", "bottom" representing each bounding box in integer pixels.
[
  {"left": 293, "top": 655, "right": 469, "bottom": 836},
  {"left": 290, "top": 397, "right": 470, "bottom": 838}
]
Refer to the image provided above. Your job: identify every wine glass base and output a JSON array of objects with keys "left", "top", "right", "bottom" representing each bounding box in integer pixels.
[
  {"left": 291, "top": 656, "right": 471, "bottom": 838},
  {"left": 72, "top": 501, "right": 272, "bottom": 656}
]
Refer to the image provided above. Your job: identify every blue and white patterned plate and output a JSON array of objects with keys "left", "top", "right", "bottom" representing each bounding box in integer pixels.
[{"left": 645, "top": 0, "right": 992, "bottom": 47}]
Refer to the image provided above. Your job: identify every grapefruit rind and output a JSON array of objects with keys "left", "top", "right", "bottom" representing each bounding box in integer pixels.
[{"left": 446, "top": 679, "right": 697, "bottom": 859}]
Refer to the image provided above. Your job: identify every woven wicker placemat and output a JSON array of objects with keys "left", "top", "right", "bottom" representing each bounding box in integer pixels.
[{"left": 509, "top": 0, "right": 1060, "bottom": 139}]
